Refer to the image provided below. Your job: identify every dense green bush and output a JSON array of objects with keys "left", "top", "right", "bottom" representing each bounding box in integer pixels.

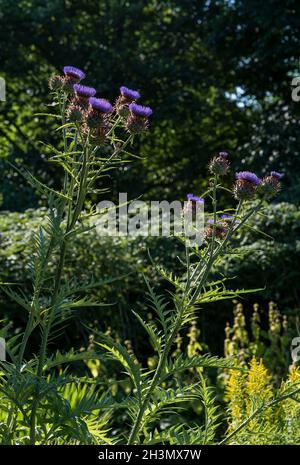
[{"left": 1, "top": 199, "right": 300, "bottom": 359}]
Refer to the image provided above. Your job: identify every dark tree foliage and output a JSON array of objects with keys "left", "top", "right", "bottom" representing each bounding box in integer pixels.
[{"left": 2, "top": 0, "right": 299, "bottom": 208}]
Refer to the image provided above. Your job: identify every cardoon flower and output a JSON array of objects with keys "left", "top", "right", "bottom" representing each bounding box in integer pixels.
[
  {"left": 89, "top": 97, "right": 113, "bottom": 113},
  {"left": 183, "top": 193, "right": 204, "bottom": 217},
  {"left": 129, "top": 103, "right": 153, "bottom": 117},
  {"left": 73, "top": 84, "right": 96, "bottom": 98},
  {"left": 209, "top": 151, "right": 230, "bottom": 176},
  {"left": 187, "top": 193, "right": 204, "bottom": 203},
  {"left": 73, "top": 84, "right": 97, "bottom": 109},
  {"left": 205, "top": 218, "right": 228, "bottom": 240},
  {"left": 49, "top": 75, "right": 65, "bottom": 91},
  {"left": 234, "top": 171, "right": 261, "bottom": 201},
  {"left": 66, "top": 103, "right": 84, "bottom": 123},
  {"left": 63, "top": 66, "right": 85, "bottom": 81},
  {"left": 270, "top": 171, "right": 284, "bottom": 179},
  {"left": 86, "top": 97, "right": 113, "bottom": 128},
  {"left": 219, "top": 151, "right": 229, "bottom": 158},
  {"left": 61, "top": 66, "right": 85, "bottom": 93},
  {"left": 88, "top": 123, "right": 112, "bottom": 146},
  {"left": 116, "top": 86, "right": 141, "bottom": 117},
  {"left": 236, "top": 171, "right": 261, "bottom": 185},
  {"left": 120, "top": 86, "right": 141, "bottom": 102},
  {"left": 258, "top": 171, "right": 284, "bottom": 199},
  {"left": 126, "top": 103, "right": 153, "bottom": 134},
  {"left": 221, "top": 214, "right": 234, "bottom": 225}
]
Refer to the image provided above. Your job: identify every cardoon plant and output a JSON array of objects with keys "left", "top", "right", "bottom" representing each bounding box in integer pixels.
[
  {"left": 94, "top": 152, "right": 289, "bottom": 445},
  {"left": 0, "top": 67, "right": 152, "bottom": 444}
]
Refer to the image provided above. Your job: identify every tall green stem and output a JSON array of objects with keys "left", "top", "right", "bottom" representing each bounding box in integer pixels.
[
  {"left": 29, "top": 106, "right": 129, "bottom": 444},
  {"left": 128, "top": 300, "right": 186, "bottom": 444},
  {"left": 29, "top": 93, "right": 73, "bottom": 444},
  {"left": 18, "top": 237, "right": 56, "bottom": 369},
  {"left": 29, "top": 240, "right": 67, "bottom": 444},
  {"left": 128, "top": 193, "right": 263, "bottom": 444}
]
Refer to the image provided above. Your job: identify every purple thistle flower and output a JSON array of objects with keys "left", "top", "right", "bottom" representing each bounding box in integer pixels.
[
  {"left": 183, "top": 193, "right": 204, "bottom": 217},
  {"left": 207, "top": 218, "right": 227, "bottom": 228},
  {"left": 270, "top": 171, "right": 284, "bottom": 179},
  {"left": 129, "top": 103, "right": 153, "bottom": 118},
  {"left": 257, "top": 172, "right": 283, "bottom": 200},
  {"left": 187, "top": 193, "right": 204, "bottom": 203},
  {"left": 89, "top": 97, "right": 112, "bottom": 113},
  {"left": 205, "top": 218, "right": 228, "bottom": 239},
  {"left": 63, "top": 66, "right": 85, "bottom": 81},
  {"left": 219, "top": 151, "right": 229, "bottom": 158},
  {"left": 120, "top": 86, "right": 141, "bottom": 101},
  {"left": 235, "top": 171, "right": 261, "bottom": 186},
  {"left": 221, "top": 214, "right": 235, "bottom": 226},
  {"left": 73, "top": 84, "right": 96, "bottom": 98}
]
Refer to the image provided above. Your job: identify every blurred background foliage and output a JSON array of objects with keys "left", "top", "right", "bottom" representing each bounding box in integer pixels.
[{"left": 0, "top": 0, "right": 300, "bottom": 363}]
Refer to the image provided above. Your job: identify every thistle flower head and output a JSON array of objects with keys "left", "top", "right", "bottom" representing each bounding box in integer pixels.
[
  {"left": 205, "top": 218, "right": 228, "bottom": 240},
  {"left": 270, "top": 171, "right": 284, "bottom": 179},
  {"left": 221, "top": 214, "right": 234, "bottom": 225},
  {"left": 187, "top": 193, "right": 204, "bottom": 204},
  {"left": 66, "top": 103, "right": 84, "bottom": 123},
  {"left": 63, "top": 66, "right": 85, "bottom": 81},
  {"left": 234, "top": 171, "right": 261, "bottom": 201},
  {"left": 120, "top": 86, "right": 141, "bottom": 101},
  {"left": 49, "top": 75, "right": 65, "bottom": 91},
  {"left": 88, "top": 123, "right": 112, "bottom": 146},
  {"left": 89, "top": 97, "right": 113, "bottom": 113},
  {"left": 257, "top": 171, "right": 283, "bottom": 199},
  {"left": 116, "top": 87, "right": 141, "bottom": 118},
  {"left": 73, "top": 84, "right": 96, "bottom": 98},
  {"left": 219, "top": 151, "right": 229, "bottom": 158},
  {"left": 207, "top": 218, "right": 227, "bottom": 228},
  {"left": 235, "top": 171, "right": 261, "bottom": 186},
  {"left": 86, "top": 98, "right": 113, "bottom": 128},
  {"left": 209, "top": 152, "right": 230, "bottom": 176},
  {"left": 183, "top": 194, "right": 204, "bottom": 218},
  {"left": 129, "top": 103, "right": 153, "bottom": 118},
  {"left": 125, "top": 104, "right": 153, "bottom": 134}
]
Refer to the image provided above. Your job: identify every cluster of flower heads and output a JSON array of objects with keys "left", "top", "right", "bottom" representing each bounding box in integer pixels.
[
  {"left": 49, "top": 66, "right": 153, "bottom": 144},
  {"left": 234, "top": 170, "right": 283, "bottom": 201},
  {"left": 207, "top": 151, "right": 283, "bottom": 201},
  {"left": 186, "top": 151, "right": 284, "bottom": 241}
]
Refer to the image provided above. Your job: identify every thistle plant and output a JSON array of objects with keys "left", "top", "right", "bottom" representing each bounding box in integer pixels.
[
  {"left": 96, "top": 154, "right": 287, "bottom": 444},
  {"left": 0, "top": 67, "right": 152, "bottom": 445}
]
